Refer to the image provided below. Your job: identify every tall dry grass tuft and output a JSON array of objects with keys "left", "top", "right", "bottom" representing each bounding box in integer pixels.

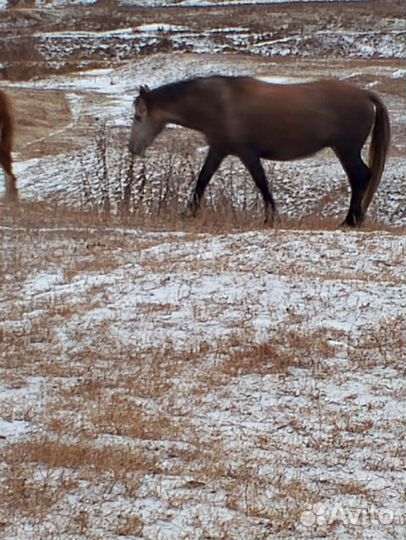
[{"left": 219, "top": 329, "right": 337, "bottom": 377}]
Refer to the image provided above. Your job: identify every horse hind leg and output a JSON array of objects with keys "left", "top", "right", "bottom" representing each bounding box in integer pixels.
[
  {"left": 240, "top": 153, "right": 276, "bottom": 224},
  {"left": 335, "top": 149, "right": 370, "bottom": 227}
]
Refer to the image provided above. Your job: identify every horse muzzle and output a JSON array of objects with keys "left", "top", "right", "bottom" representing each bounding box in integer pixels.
[{"left": 128, "top": 143, "right": 146, "bottom": 158}]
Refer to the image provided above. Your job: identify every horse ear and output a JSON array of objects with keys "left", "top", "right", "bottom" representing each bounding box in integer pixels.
[
  {"left": 136, "top": 93, "right": 148, "bottom": 114},
  {"left": 139, "top": 85, "right": 150, "bottom": 97},
  {"left": 136, "top": 85, "right": 151, "bottom": 114},
  {"left": 137, "top": 95, "right": 148, "bottom": 114}
]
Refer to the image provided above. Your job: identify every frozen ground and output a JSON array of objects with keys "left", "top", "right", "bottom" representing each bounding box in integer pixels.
[
  {"left": 0, "top": 0, "right": 372, "bottom": 8},
  {"left": 0, "top": 221, "right": 405, "bottom": 540},
  {"left": 0, "top": 2, "right": 405, "bottom": 539}
]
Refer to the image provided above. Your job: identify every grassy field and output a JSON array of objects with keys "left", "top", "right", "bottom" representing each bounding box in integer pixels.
[
  {"left": 0, "top": 203, "right": 405, "bottom": 539},
  {"left": 0, "top": 1, "right": 405, "bottom": 539}
]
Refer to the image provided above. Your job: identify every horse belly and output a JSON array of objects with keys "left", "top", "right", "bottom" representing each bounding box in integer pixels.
[
  {"left": 236, "top": 107, "right": 330, "bottom": 161},
  {"left": 255, "top": 125, "right": 328, "bottom": 161},
  {"left": 261, "top": 138, "right": 326, "bottom": 161}
]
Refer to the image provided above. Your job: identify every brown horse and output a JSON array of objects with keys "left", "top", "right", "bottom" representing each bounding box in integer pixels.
[
  {"left": 128, "top": 76, "right": 390, "bottom": 226},
  {"left": 0, "top": 89, "right": 18, "bottom": 202}
]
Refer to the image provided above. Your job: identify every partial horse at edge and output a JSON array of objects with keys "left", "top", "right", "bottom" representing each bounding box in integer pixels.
[{"left": 0, "top": 89, "right": 18, "bottom": 202}]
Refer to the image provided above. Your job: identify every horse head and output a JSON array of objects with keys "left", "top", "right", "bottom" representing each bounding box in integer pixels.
[{"left": 128, "top": 85, "right": 165, "bottom": 157}]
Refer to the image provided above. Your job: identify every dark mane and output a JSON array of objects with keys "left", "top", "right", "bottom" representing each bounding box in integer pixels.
[{"left": 148, "top": 75, "right": 250, "bottom": 105}]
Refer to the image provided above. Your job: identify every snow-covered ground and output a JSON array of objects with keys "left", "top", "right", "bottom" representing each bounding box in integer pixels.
[
  {"left": 0, "top": 0, "right": 371, "bottom": 8},
  {"left": 30, "top": 23, "right": 406, "bottom": 63},
  {"left": 0, "top": 2, "right": 405, "bottom": 539},
  {"left": 0, "top": 222, "right": 405, "bottom": 539}
]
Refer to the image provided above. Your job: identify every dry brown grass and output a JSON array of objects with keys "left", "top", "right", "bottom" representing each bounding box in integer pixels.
[
  {"left": 0, "top": 219, "right": 404, "bottom": 537},
  {"left": 218, "top": 329, "right": 338, "bottom": 378},
  {"left": 347, "top": 315, "right": 405, "bottom": 371},
  {"left": 0, "top": 1, "right": 404, "bottom": 537}
]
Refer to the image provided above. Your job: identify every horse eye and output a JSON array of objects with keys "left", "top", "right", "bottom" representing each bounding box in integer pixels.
[{"left": 134, "top": 114, "right": 141, "bottom": 121}]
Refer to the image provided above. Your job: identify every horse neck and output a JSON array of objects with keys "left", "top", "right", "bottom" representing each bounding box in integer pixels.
[{"left": 152, "top": 82, "right": 211, "bottom": 131}]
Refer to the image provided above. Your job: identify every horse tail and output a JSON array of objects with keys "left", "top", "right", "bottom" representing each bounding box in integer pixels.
[
  {"left": 362, "top": 91, "right": 391, "bottom": 213},
  {"left": 0, "top": 90, "right": 14, "bottom": 152}
]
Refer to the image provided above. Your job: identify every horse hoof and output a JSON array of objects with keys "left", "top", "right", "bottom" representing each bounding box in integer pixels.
[
  {"left": 5, "top": 193, "right": 20, "bottom": 205},
  {"left": 342, "top": 215, "right": 364, "bottom": 228}
]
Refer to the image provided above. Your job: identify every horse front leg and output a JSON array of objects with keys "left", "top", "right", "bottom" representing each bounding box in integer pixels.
[
  {"left": 5, "top": 173, "right": 18, "bottom": 202},
  {"left": 240, "top": 153, "right": 276, "bottom": 224},
  {"left": 0, "top": 149, "right": 18, "bottom": 203},
  {"left": 188, "top": 148, "right": 224, "bottom": 216}
]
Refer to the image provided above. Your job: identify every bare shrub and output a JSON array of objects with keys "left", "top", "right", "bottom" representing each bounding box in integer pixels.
[{"left": 78, "top": 125, "right": 273, "bottom": 229}]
